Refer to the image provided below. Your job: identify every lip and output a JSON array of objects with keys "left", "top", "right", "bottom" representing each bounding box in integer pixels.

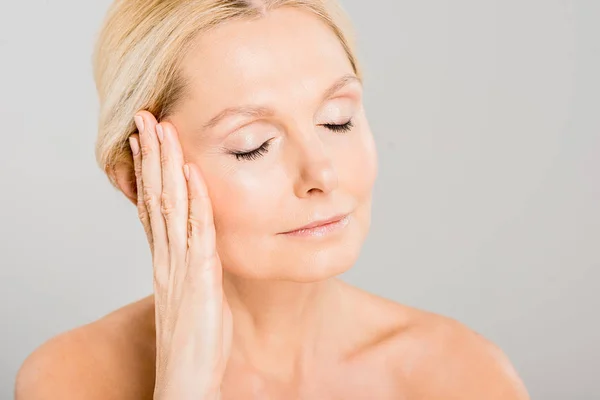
[{"left": 281, "top": 213, "right": 350, "bottom": 234}]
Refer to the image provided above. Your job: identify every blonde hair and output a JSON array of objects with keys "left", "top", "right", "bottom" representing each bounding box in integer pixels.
[{"left": 92, "top": 0, "right": 362, "bottom": 189}]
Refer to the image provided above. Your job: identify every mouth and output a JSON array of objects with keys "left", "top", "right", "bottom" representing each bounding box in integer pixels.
[{"left": 279, "top": 213, "right": 351, "bottom": 236}]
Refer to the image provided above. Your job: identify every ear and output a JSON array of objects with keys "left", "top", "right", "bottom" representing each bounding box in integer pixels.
[{"left": 107, "top": 162, "right": 137, "bottom": 206}]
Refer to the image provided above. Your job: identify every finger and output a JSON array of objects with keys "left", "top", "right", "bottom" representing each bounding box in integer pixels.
[
  {"left": 157, "top": 122, "right": 189, "bottom": 295},
  {"left": 130, "top": 131, "right": 163, "bottom": 345},
  {"left": 136, "top": 112, "right": 170, "bottom": 286},
  {"left": 184, "top": 162, "right": 221, "bottom": 292},
  {"left": 183, "top": 165, "right": 223, "bottom": 367},
  {"left": 129, "top": 133, "right": 153, "bottom": 250}
]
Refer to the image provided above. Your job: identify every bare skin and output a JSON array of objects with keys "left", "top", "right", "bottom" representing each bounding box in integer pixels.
[
  {"left": 15, "top": 289, "right": 529, "bottom": 399},
  {"left": 16, "top": 7, "right": 529, "bottom": 400}
]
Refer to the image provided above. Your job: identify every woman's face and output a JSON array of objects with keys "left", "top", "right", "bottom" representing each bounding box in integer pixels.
[{"left": 168, "top": 7, "right": 378, "bottom": 282}]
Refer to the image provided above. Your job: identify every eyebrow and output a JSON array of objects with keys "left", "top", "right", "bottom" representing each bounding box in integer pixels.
[{"left": 201, "top": 73, "right": 362, "bottom": 131}]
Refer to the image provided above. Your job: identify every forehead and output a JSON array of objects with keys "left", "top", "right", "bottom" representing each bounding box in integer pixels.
[{"left": 177, "top": 7, "right": 355, "bottom": 116}]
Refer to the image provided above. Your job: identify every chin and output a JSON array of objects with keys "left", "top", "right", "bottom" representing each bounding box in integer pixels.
[
  {"left": 284, "top": 252, "right": 358, "bottom": 283},
  {"left": 220, "top": 211, "right": 371, "bottom": 282},
  {"left": 275, "top": 211, "right": 367, "bottom": 281},
  {"left": 222, "top": 240, "right": 363, "bottom": 282}
]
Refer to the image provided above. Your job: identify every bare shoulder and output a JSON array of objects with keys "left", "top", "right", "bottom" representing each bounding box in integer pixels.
[
  {"left": 338, "top": 283, "right": 529, "bottom": 399},
  {"left": 388, "top": 303, "right": 530, "bottom": 400},
  {"left": 15, "top": 295, "right": 156, "bottom": 400}
]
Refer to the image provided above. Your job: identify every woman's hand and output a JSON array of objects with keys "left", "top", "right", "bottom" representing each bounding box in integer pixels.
[{"left": 129, "top": 112, "right": 232, "bottom": 400}]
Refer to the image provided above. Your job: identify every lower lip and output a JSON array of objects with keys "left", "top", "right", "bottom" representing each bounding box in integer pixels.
[{"left": 281, "top": 215, "right": 350, "bottom": 237}]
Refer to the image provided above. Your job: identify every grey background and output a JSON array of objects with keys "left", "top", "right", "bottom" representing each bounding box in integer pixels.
[{"left": 1, "top": 0, "right": 598, "bottom": 398}]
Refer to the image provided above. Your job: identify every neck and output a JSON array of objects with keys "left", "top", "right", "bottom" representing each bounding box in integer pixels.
[{"left": 223, "top": 272, "right": 346, "bottom": 380}]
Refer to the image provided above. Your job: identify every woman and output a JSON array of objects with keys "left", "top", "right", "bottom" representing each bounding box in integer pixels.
[{"left": 16, "top": 0, "right": 530, "bottom": 399}]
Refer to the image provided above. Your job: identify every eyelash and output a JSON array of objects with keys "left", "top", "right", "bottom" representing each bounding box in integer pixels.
[
  {"left": 232, "top": 119, "right": 355, "bottom": 161},
  {"left": 322, "top": 119, "right": 354, "bottom": 133}
]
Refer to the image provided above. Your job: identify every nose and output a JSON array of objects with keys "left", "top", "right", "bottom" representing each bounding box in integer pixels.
[{"left": 291, "top": 131, "right": 339, "bottom": 198}]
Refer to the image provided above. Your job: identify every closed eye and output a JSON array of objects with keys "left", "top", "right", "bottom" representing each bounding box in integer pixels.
[
  {"left": 321, "top": 119, "right": 354, "bottom": 133},
  {"left": 230, "top": 119, "right": 355, "bottom": 161},
  {"left": 231, "top": 139, "right": 272, "bottom": 161}
]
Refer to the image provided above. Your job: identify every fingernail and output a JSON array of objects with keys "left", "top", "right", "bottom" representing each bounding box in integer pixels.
[
  {"left": 134, "top": 115, "right": 144, "bottom": 132},
  {"left": 183, "top": 164, "right": 190, "bottom": 181},
  {"left": 156, "top": 124, "right": 164, "bottom": 143},
  {"left": 129, "top": 136, "right": 140, "bottom": 156}
]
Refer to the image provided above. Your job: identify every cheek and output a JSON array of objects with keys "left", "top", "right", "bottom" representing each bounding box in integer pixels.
[
  {"left": 338, "top": 128, "right": 378, "bottom": 197},
  {"left": 206, "top": 166, "right": 283, "bottom": 236}
]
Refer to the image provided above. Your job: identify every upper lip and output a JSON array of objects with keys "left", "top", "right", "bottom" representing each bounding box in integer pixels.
[{"left": 281, "top": 213, "right": 349, "bottom": 233}]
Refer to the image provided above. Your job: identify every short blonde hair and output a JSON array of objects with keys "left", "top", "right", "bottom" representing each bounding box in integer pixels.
[{"left": 92, "top": 0, "right": 363, "bottom": 189}]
